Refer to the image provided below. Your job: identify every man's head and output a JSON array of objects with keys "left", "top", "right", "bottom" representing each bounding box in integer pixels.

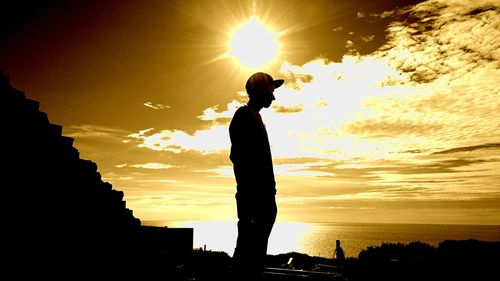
[{"left": 245, "top": 72, "right": 284, "bottom": 108}]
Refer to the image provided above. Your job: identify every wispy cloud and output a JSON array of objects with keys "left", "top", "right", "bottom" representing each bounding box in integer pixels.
[
  {"left": 197, "top": 101, "right": 242, "bottom": 124},
  {"left": 119, "top": 0, "right": 500, "bottom": 224},
  {"left": 65, "top": 124, "right": 130, "bottom": 139},
  {"left": 128, "top": 0, "right": 499, "bottom": 163},
  {"left": 273, "top": 104, "right": 303, "bottom": 114},
  {"left": 360, "top": 35, "right": 375, "bottom": 43},
  {"left": 143, "top": 102, "right": 170, "bottom": 110},
  {"left": 433, "top": 143, "right": 500, "bottom": 155},
  {"left": 340, "top": 117, "right": 443, "bottom": 138},
  {"left": 137, "top": 179, "right": 181, "bottom": 184},
  {"left": 127, "top": 126, "right": 230, "bottom": 153},
  {"left": 117, "top": 163, "right": 176, "bottom": 169}
]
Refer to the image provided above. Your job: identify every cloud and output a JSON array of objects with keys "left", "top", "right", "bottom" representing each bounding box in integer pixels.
[
  {"left": 341, "top": 117, "right": 443, "bottom": 138},
  {"left": 65, "top": 124, "right": 130, "bottom": 139},
  {"left": 291, "top": 154, "right": 500, "bottom": 203},
  {"left": 345, "top": 40, "right": 356, "bottom": 51},
  {"left": 280, "top": 66, "right": 314, "bottom": 90},
  {"left": 130, "top": 0, "right": 499, "bottom": 163},
  {"left": 433, "top": 143, "right": 500, "bottom": 155},
  {"left": 379, "top": 0, "right": 500, "bottom": 85},
  {"left": 360, "top": 35, "right": 375, "bottom": 43},
  {"left": 273, "top": 104, "right": 303, "bottom": 114},
  {"left": 117, "top": 163, "right": 176, "bottom": 169},
  {"left": 123, "top": 0, "right": 500, "bottom": 221},
  {"left": 127, "top": 126, "right": 230, "bottom": 153},
  {"left": 197, "top": 101, "right": 242, "bottom": 124},
  {"left": 357, "top": 11, "right": 380, "bottom": 19},
  {"left": 143, "top": 102, "right": 170, "bottom": 110},
  {"left": 137, "top": 179, "right": 181, "bottom": 184},
  {"left": 274, "top": 161, "right": 333, "bottom": 177}
]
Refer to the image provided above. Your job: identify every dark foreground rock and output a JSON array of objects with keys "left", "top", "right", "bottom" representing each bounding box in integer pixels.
[
  {"left": 182, "top": 239, "right": 500, "bottom": 281},
  {"left": 346, "top": 239, "right": 500, "bottom": 281}
]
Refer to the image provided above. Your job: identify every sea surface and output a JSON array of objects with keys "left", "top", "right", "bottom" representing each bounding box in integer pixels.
[
  {"left": 294, "top": 222, "right": 500, "bottom": 258},
  {"left": 158, "top": 221, "right": 500, "bottom": 258}
]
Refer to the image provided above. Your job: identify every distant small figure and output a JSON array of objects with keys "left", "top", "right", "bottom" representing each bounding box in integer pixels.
[{"left": 334, "top": 240, "right": 345, "bottom": 260}]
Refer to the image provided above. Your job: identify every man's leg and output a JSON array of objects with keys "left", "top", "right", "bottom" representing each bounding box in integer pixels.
[
  {"left": 230, "top": 194, "right": 261, "bottom": 280},
  {"left": 254, "top": 196, "right": 278, "bottom": 278},
  {"left": 230, "top": 220, "right": 251, "bottom": 276}
]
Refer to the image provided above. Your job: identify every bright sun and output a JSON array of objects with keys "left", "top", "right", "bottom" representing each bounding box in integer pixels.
[{"left": 228, "top": 16, "right": 280, "bottom": 69}]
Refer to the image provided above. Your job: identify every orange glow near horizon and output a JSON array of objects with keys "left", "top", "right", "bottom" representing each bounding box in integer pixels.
[{"left": 172, "top": 221, "right": 312, "bottom": 256}]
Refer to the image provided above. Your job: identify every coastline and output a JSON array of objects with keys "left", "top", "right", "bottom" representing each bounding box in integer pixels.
[
  {"left": 184, "top": 239, "right": 500, "bottom": 281},
  {"left": 143, "top": 220, "right": 500, "bottom": 258}
]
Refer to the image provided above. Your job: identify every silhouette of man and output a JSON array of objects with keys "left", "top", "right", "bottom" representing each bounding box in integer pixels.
[
  {"left": 334, "top": 239, "right": 345, "bottom": 260},
  {"left": 229, "top": 72, "right": 284, "bottom": 280}
]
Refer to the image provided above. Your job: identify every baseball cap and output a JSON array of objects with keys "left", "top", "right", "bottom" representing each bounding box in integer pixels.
[{"left": 245, "top": 72, "right": 284, "bottom": 95}]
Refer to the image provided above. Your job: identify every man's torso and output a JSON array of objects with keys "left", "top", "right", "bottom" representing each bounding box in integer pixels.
[{"left": 229, "top": 106, "right": 276, "bottom": 195}]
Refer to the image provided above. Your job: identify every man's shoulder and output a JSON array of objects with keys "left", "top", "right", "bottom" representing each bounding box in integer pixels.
[
  {"left": 230, "top": 106, "right": 245, "bottom": 128},
  {"left": 230, "top": 106, "right": 254, "bottom": 131},
  {"left": 233, "top": 105, "right": 252, "bottom": 120},
  {"left": 235, "top": 105, "right": 249, "bottom": 114}
]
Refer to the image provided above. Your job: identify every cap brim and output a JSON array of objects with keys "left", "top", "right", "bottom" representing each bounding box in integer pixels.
[{"left": 273, "top": 79, "right": 284, "bottom": 89}]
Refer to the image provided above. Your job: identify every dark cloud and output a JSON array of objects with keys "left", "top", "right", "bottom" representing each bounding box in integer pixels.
[
  {"left": 465, "top": 6, "right": 499, "bottom": 16},
  {"left": 398, "top": 149, "right": 430, "bottom": 154},
  {"left": 433, "top": 143, "right": 500, "bottom": 155},
  {"left": 379, "top": 0, "right": 500, "bottom": 84},
  {"left": 399, "top": 179, "right": 465, "bottom": 184},
  {"left": 280, "top": 196, "right": 500, "bottom": 213},
  {"left": 294, "top": 157, "right": 498, "bottom": 201},
  {"left": 277, "top": 0, "right": 426, "bottom": 64},
  {"left": 341, "top": 117, "right": 443, "bottom": 138},
  {"left": 293, "top": 159, "right": 394, "bottom": 182},
  {"left": 394, "top": 158, "right": 489, "bottom": 175}
]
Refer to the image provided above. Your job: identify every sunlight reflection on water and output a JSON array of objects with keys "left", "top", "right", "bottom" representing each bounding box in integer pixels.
[
  {"left": 173, "top": 221, "right": 312, "bottom": 256},
  {"left": 166, "top": 221, "right": 500, "bottom": 258}
]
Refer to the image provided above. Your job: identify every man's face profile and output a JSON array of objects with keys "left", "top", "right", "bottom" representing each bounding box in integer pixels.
[{"left": 252, "top": 81, "right": 275, "bottom": 108}]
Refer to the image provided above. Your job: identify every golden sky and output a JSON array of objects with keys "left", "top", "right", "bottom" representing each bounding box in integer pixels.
[{"left": 1, "top": 0, "right": 499, "bottom": 225}]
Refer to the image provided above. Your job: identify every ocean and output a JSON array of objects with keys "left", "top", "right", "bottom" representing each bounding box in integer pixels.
[
  {"left": 294, "top": 222, "right": 500, "bottom": 258},
  {"left": 165, "top": 221, "right": 500, "bottom": 258}
]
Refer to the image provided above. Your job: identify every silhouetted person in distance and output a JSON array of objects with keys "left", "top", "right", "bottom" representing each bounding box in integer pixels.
[
  {"left": 228, "top": 72, "right": 284, "bottom": 280},
  {"left": 334, "top": 239, "right": 345, "bottom": 260}
]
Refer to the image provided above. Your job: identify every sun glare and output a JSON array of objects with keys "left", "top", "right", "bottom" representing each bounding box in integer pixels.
[
  {"left": 175, "top": 221, "right": 312, "bottom": 255},
  {"left": 228, "top": 16, "right": 280, "bottom": 69}
]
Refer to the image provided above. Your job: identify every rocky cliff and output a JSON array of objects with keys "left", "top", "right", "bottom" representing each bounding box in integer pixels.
[{"left": 1, "top": 71, "right": 142, "bottom": 277}]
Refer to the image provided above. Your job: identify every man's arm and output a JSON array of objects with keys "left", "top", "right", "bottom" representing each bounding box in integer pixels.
[{"left": 230, "top": 108, "right": 259, "bottom": 187}]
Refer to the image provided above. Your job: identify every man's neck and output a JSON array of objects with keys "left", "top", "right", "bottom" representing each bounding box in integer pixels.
[{"left": 247, "top": 100, "right": 263, "bottom": 112}]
